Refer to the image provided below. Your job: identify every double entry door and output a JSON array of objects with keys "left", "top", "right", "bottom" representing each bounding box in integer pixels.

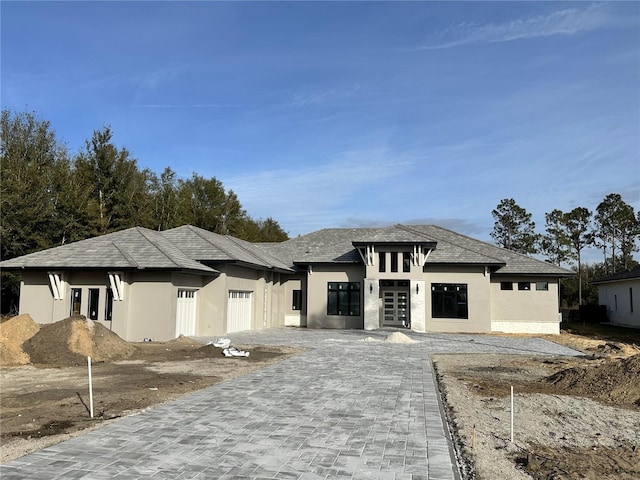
[{"left": 382, "top": 288, "right": 409, "bottom": 327}]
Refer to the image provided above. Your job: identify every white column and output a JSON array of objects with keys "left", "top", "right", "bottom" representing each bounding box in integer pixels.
[
  {"left": 411, "top": 280, "right": 426, "bottom": 332},
  {"left": 364, "top": 279, "right": 379, "bottom": 330}
]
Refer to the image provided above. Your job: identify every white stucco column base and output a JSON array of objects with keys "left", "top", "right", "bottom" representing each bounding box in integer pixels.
[
  {"left": 411, "top": 280, "right": 426, "bottom": 333},
  {"left": 364, "top": 278, "right": 379, "bottom": 330}
]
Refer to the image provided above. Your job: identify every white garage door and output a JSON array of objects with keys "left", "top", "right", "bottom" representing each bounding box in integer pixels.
[
  {"left": 176, "top": 289, "right": 197, "bottom": 337},
  {"left": 227, "top": 291, "right": 252, "bottom": 333}
]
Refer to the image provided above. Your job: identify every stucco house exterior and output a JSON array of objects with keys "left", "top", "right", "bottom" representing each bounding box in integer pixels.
[
  {"left": 1, "top": 224, "right": 572, "bottom": 341},
  {"left": 591, "top": 266, "right": 640, "bottom": 328}
]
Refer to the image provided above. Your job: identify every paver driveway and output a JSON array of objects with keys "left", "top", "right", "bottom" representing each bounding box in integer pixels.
[{"left": 1, "top": 328, "right": 580, "bottom": 479}]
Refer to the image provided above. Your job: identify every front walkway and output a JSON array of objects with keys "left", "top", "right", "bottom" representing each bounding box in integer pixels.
[{"left": 0, "top": 328, "right": 580, "bottom": 479}]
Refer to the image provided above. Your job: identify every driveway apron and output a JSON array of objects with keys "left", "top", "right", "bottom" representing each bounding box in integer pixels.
[{"left": 1, "top": 328, "right": 580, "bottom": 479}]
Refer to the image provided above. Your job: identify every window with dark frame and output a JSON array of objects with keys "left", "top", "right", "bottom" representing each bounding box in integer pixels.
[
  {"left": 105, "top": 287, "right": 114, "bottom": 321},
  {"left": 292, "top": 289, "right": 302, "bottom": 310},
  {"left": 327, "top": 282, "right": 361, "bottom": 316},
  {"left": 88, "top": 288, "right": 99, "bottom": 321},
  {"left": 431, "top": 283, "right": 468, "bottom": 319},
  {"left": 390, "top": 252, "right": 398, "bottom": 272},
  {"left": 70, "top": 288, "right": 82, "bottom": 316},
  {"left": 402, "top": 252, "right": 411, "bottom": 272},
  {"left": 378, "top": 252, "right": 386, "bottom": 273},
  {"left": 518, "top": 282, "right": 531, "bottom": 291},
  {"left": 536, "top": 281, "right": 549, "bottom": 291},
  {"left": 630, "top": 288, "right": 634, "bottom": 313},
  {"left": 500, "top": 281, "right": 513, "bottom": 290}
]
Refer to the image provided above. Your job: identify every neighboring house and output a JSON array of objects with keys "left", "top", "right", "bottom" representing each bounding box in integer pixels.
[
  {"left": 0, "top": 224, "right": 572, "bottom": 341},
  {"left": 591, "top": 266, "right": 640, "bottom": 328}
]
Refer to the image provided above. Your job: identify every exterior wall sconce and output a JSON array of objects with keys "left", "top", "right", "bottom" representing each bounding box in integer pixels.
[
  {"left": 370, "top": 283, "right": 373, "bottom": 294},
  {"left": 416, "top": 284, "right": 419, "bottom": 294}
]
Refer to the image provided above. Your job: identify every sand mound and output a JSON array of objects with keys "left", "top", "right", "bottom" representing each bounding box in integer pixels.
[
  {"left": 23, "top": 316, "right": 136, "bottom": 365},
  {"left": 546, "top": 354, "right": 640, "bottom": 406},
  {"left": 0, "top": 314, "right": 41, "bottom": 365},
  {"left": 385, "top": 332, "right": 417, "bottom": 344},
  {"left": 362, "top": 336, "right": 380, "bottom": 342}
]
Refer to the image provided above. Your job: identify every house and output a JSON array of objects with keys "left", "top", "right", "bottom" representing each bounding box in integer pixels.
[
  {"left": 0, "top": 224, "right": 572, "bottom": 341},
  {"left": 591, "top": 266, "right": 640, "bottom": 328}
]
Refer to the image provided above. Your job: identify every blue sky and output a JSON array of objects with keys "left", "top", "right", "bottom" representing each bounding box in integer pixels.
[{"left": 2, "top": 1, "right": 639, "bottom": 261}]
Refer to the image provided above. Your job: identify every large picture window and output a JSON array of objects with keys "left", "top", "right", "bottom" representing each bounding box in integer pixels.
[
  {"left": 431, "top": 283, "right": 468, "bottom": 319},
  {"left": 327, "top": 282, "right": 361, "bottom": 316}
]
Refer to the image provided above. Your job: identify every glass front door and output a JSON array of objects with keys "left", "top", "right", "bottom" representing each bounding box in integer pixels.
[{"left": 382, "top": 289, "right": 409, "bottom": 327}]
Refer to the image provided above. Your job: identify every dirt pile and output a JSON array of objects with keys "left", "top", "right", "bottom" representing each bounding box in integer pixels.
[
  {"left": 546, "top": 354, "right": 640, "bottom": 406},
  {"left": 0, "top": 314, "right": 41, "bottom": 365},
  {"left": 23, "top": 316, "right": 136, "bottom": 365}
]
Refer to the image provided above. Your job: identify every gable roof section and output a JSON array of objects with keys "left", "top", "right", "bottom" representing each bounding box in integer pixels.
[
  {"left": 592, "top": 265, "right": 640, "bottom": 284},
  {"left": 0, "top": 227, "right": 217, "bottom": 274},
  {"left": 161, "top": 225, "right": 294, "bottom": 272}
]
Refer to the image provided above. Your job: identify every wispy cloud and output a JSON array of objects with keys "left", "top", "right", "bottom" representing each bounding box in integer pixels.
[
  {"left": 135, "top": 104, "right": 243, "bottom": 108},
  {"left": 223, "top": 148, "right": 413, "bottom": 235},
  {"left": 420, "top": 4, "right": 609, "bottom": 50},
  {"left": 287, "top": 84, "right": 364, "bottom": 108}
]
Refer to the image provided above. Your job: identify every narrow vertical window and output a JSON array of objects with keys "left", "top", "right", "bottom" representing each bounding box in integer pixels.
[
  {"left": 630, "top": 288, "right": 634, "bottom": 313},
  {"left": 292, "top": 290, "right": 302, "bottom": 310},
  {"left": 70, "top": 288, "right": 82, "bottom": 316},
  {"left": 614, "top": 295, "right": 618, "bottom": 311},
  {"left": 105, "top": 287, "right": 114, "bottom": 321},
  {"left": 88, "top": 288, "right": 99, "bottom": 320},
  {"left": 402, "top": 252, "right": 411, "bottom": 273},
  {"left": 390, "top": 252, "right": 398, "bottom": 272},
  {"left": 378, "top": 252, "right": 386, "bottom": 273}
]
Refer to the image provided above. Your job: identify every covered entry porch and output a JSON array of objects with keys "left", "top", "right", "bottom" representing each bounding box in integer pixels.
[{"left": 363, "top": 278, "right": 427, "bottom": 332}]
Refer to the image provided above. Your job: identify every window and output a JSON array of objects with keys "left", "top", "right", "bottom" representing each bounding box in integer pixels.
[
  {"left": 500, "top": 282, "right": 513, "bottom": 290},
  {"left": 390, "top": 252, "right": 398, "bottom": 272},
  {"left": 518, "top": 282, "right": 531, "bottom": 291},
  {"left": 327, "top": 282, "right": 361, "bottom": 316},
  {"left": 378, "top": 252, "right": 386, "bottom": 273},
  {"left": 292, "top": 290, "right": 302, "bottom": 310},
  {"left": 431, "top": 283, "right": 468, "bottom": 319},
  {"left": 70, "top": 288, "right": 82, "bottom": 316},
  {"left": 105, "top": 287, "right": 114, "bottom": 321},
  {"left": 402, "top": 252, "right": 411, "bottom": 273},
  {"left": 536, "top": 282, "right": 549, "bottom": 291},
  {"left": 630, "top": 288, "right": 634, "bottom": 313},
  {"left": 615, "top": 295, "right": 618, "bottom": 311},
  {"left": 88, "top": 288, "right": 99, "bottom": 320}
]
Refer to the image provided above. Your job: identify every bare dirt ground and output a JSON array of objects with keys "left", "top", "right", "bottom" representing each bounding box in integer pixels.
[
  {"left": 0, "top": 315, "right": 303, "bottom": 463},
  {"left": 434, "top": 325, "right": 640, "bottom": 479},
  {"left": 2, "top": 315, "right": 640, "bottom": 480}
]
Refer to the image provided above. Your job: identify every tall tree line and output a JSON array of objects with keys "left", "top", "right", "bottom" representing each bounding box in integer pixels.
[
  {"left": 1, "top": 110, "right": 288, "bottom": 312},
  {"left": 491, "top": 195, "right": 640, "bottom": 307}
]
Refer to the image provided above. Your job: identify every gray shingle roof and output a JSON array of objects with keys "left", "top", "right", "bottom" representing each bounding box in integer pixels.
[
  {"left": 162, "top": 225, "right": 294, "bottom": 272},
  {"left": 1, "top": 223, "right": 573, "bottom": 277},
  {"left": 260, "top": 224, "right": 572, "bottom": 276},
  {"left": 592, "top": 265, "right": 640, "bottom": 284},
  {"left": 0, "top": 227, "right": 217, "bottom": 274}
]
